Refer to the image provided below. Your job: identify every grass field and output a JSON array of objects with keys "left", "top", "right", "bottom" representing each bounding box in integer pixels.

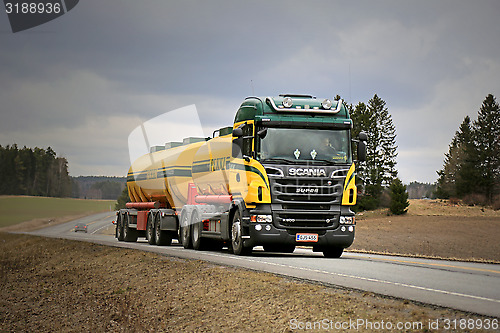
[
  {"left": 0, "top": 196, "right": 114, "bottom": 228},
  {"left": 352, "top": 199, "right": 500, "bottom": 262}
]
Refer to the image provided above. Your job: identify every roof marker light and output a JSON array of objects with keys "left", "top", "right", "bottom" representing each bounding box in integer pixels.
[
  {"left": 283, "top": 97, "right": 293, "bottom": 108},
  {"left": 321, "top": 99, "right": 333, "bottom": 110}
]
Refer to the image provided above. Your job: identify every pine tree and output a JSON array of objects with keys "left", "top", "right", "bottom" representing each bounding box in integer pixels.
[
  {"left": 350, "top": 95, "right": 398, "bottom": 210},
  {"left": 353, "top": 95, "right": 398, "bottom": 195},
  {"left": 474, "top": 94, "right": 500, "bottom": 203},
  {"left": 389, "top": 178, "right": 409, "bottom": 215},
  {"left": 436, "top": 143, "right": 460, "bottom": 199},
  {"left": 436, "top": 116, "right": 475, "bottom": 198},
  {"left": 436, "top": 94, "right": 500, "bottom": 203},
  {"left": 350, "top": 101, "right": 371, "bottom": 185},
  {"left": 115, "top": 186, "right": 130, "bottom": 210},
  {"left": 454, "top": 116, "right": 479, "bottom": 197}
]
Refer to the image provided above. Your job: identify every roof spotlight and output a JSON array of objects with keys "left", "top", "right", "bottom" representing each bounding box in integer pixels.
[
  {"left": 322, "top": 99, "right": 333, "bottom": 110},
  {"left": 282, "top": 97, "right": 293, "bottom": 108}
]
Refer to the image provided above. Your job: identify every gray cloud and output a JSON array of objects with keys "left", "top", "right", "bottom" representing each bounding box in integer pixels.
[{"left": 1, "top": 0, "right": 499, "bottom": 183}]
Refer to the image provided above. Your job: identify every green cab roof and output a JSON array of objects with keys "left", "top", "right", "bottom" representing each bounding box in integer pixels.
[{"left": 234, "top": 95, "right": 349, "bottom": 124}]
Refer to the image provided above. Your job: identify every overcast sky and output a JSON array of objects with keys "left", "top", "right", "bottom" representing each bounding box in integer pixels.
[{"left": 1, "top": 1, "right": 499, "bottom": 184}]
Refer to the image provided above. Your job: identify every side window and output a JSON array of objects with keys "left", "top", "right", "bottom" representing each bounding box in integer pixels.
[{"left": 242, "top": 124, "right": 253, "bottom": 157}]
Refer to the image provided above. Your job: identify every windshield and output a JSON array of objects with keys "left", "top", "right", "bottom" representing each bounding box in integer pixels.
[{"left": 258, "top": 128, "right": 351, "bottom": 164}]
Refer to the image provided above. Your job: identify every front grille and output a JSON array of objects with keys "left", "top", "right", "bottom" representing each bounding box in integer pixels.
[
  {"left": 274, "top": 210, "right": 339, "bottom": 229},
  {"left": 268, "top": 176, "right": 343, "bottom": 230},
  {"left": 281, "top": 204, "right": 330, "bottom": 210},
  {"left": 270, "top": 177, "right": 343, "bottom": 205}
]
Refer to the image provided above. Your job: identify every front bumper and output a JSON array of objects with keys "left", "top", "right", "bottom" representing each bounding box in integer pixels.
[{"left": 244, "top": 206, "right": 355, "bottom": 249}]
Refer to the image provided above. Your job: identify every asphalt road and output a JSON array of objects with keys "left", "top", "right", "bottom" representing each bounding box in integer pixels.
[{"left": 29, "top": 212, "right": 500, "bottom": 318}]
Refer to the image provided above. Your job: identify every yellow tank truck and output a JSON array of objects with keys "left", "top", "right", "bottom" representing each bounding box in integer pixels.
[{"left": 116, "top": 94, "right": 367, "bottom": 257}]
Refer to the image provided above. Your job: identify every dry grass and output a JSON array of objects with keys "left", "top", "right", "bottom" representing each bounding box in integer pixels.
[
  {"left": 352, "top": 200, "right": 500, "bottom": 263},
  {"left": 0, "top": 233, "right": 492, "bottom": 332}
]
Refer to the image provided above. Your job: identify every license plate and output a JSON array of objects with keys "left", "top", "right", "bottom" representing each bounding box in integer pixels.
[{"left": 296, "top": 233, "right": 318, "bottom": 242}]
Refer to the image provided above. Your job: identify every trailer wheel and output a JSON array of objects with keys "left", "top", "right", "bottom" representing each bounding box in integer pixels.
[
  {"left": 191, "top": 211, "right": 205, "bottom": 250},
  {"left": 323, "top": 247, "right": 343, "bottom": 258},
  {"left": 123, "top": 213, "right": 138, "bottom": 242},
  {"left": 116, "top": 213, "right": 124, "bottom": 241},
  {"left": 155, "top": 213, "right": 172, "bottom": 246},
  {"left": 231, "top": 210, "right": 252, "bottom": 255},
  {"left": 146, "top": 213, "right": 156, "bottom": 245},
  {"left": 180, "top": 211, "right": 192, "bottom": 249}
]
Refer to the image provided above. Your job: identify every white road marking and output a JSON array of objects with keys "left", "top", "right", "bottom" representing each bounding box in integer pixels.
[{"left": 165, "top": 248, "right": 500, "bottom": 305}]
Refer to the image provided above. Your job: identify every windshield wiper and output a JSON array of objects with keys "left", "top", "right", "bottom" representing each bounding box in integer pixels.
[
  {"left": 308, "top": 159, "right": 335, "bottom": 165},
  {"left": 262, "top": 158, "right": 294, "bottom": 164}
]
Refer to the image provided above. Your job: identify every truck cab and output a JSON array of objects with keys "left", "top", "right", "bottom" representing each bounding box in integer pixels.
[{"left": 230, "top": 95, "right": 366, "bottom": 257}]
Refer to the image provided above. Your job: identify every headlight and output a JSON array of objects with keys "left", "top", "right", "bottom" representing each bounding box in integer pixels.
[
  {"left": 340, "top": 216, "right": 355, "bottom": 225},
  {"left": 257, "top": 215, "right": 272, "bottom": 223},
  {"left": 282, "top": 97, "right": 293, "bottom": 108}
]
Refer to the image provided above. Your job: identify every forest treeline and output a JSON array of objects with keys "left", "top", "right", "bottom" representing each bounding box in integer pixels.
[
  {"left": 0, "top": 144, "right": 125, "bottom": 199},
  {"left": 0, "top": 144, "right": 72, "bottom": 197},
  {"left": 436, "top": 94, "right": 500, "bottom": 207}
]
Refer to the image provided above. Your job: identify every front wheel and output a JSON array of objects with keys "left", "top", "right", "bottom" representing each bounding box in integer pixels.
[
  {"left": 263, "top": 245, "right": 295, "bottom": 253},
  {"left": 323, "top": 247, "right": 343, "bottom": 258},
  {"left": 231, "top": 210, "right": 252, "bottom": 255}
]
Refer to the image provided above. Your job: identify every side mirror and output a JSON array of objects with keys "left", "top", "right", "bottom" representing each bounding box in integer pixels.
[
  {"left": 257, "top": 128, "right": 267, "bottom": 139},
  {"left": 358, "top": 132, "right": 367, "bottom": 141},
  {"left": 233, "top": 127, "right": 243, "bottom": 138},
  {"left": 357, "top": 140, "right": 366, "bottom": 162}
]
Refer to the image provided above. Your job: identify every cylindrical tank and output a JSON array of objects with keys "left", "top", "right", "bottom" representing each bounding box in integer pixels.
[
  {"left": 127, "top": 135, "right": 233, "bottom": 210},
  {"left": 127, "top": 140, "right": 205, "bottom": 209}
]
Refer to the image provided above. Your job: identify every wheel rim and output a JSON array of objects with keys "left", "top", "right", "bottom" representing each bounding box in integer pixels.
[
  {"left": 232, "top": 219, "right": 241, "bottom": 247},
  {"left": 192, "top": 212, "right": 200, "bottom": 244},
  {"left": 148, "top": 216, "right": 154, "bottom": 240},
  {"left": 117, "top": 216, "right": 123, "bottom": 239},
  {"left": 123, "top": 215, "right": 129, "bottom": 238},
  {"left": 181, "top": 225, "right": 189, "bottom": 243},
  {"left": 155, "top": 220, "right": 160, "bottom": 240},
  {"left": 193, "top": 224, "right": 199, "bottom": 243}
]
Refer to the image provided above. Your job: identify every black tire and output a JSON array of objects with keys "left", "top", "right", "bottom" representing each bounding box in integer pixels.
[
  {"left": 180, "top": 212, "right": 192, "bottom": 249},
  {"left": 191, "top": 211, "right": 205, "bottom": 250},
  {"left": 123, "top": 213, "right": 138, "bottom": 242},
  {"left": 206, "top": 240, "right": 224, "bottom": 251},
  {"left": 155, "top": 213, "right": 172, "bottom": 246},
  {"left": 263, "top": 245, "right": 295, "bottom": 253},
  {"left": 231, "top": 210, "right": 252, "bottom": 255},
  {"left": 323, "top": 247, "right": 343, "bottom": 258},
  {"left": 116, "top": 214, "right": 124, "bottom": 241},
  {"left": 146, "top": 213, "right": 156, "bottom": 245}
]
